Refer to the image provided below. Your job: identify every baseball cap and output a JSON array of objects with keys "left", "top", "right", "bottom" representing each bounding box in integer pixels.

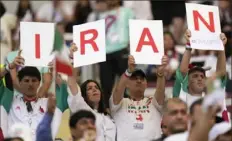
[
  {"left": 188, "top": 64, "right": 211, "bottom": 76},
  {"left": 131, "top": 69, "right": 146, "bottom": 79},
  {"left": 208, "top": 122, "right": 232, "bottom": 141}
]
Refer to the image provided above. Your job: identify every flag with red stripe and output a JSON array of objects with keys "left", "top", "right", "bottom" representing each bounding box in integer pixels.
[{"left": 52, "top": 27, "right": 72, "bottom": 76}]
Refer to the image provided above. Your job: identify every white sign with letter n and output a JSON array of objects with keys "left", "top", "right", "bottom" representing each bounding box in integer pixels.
[
  {"left": 185, "top": 3, "right": 224, "bottom": 50},
  {"left": 20, "top": 22, "right": 55, "bottom": 67}
]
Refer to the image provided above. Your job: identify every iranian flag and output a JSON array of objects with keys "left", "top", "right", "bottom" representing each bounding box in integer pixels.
[
  {"left": 52, "top": 28, "right": 73, "bottom": 76},
  {"left": 51, "top": 28, "right": 73, "bottom": 137},
  {"left": 0, "top": 79, "right": 14, "bottom": 138}
]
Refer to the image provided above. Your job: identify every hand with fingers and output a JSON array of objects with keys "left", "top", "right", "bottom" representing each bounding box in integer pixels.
[
  {"left": 47, "top": 93, "right": 56, "bottom": 115},
  {"left": 184, "top": 29, "right": 191, "bottom": 43},
  {"left": 69, "top": 43, "right": 78, "bottom": 59},
  {"left": 220, "top": 33, "right": 227, "bottom": 46},
  {"left": 156, "top": 56, "right": 169, "bottom": 74},
  {"left": 10, "top": 50, "right": 25, "bottom": 69},
  {"left": 48, "top": 61, "right": 54, "bottom": 73},
  {"left": 128, "top": 55, "right": 136, "bottom": 73}
]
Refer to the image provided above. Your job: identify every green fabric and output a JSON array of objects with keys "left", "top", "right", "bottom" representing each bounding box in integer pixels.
[
  {"left": 0, "top": 79, "right": 13, "bottom": 113},
  {"left": 173, "top": 68, "right": 228, "bottom": 97},
  {"left": 52, "top": 28, "right": 64, "bottom": 53},
  {"left": 56, "top": 82, "right": 69, "bottom": 112},
  {"left": 0, "top": 64, "right": 6, "bottom": 86},
  {"left": 173, "top": 68, "right": 188, "bottom": 97},
  {"left": 99, "top": 7, "right": 135, "bottom": 54}
]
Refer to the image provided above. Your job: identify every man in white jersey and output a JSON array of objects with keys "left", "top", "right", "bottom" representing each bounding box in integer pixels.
[
  {"left": 0, "top": 55, "right": 63, "bottom": 140},
  {"left": 110, "top": 55, "right": 168, "bottom": 141}
]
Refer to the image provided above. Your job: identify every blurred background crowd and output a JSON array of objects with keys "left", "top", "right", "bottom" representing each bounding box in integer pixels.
[{"left": 0, "top": 0, "right": 231, "bottom": 140}]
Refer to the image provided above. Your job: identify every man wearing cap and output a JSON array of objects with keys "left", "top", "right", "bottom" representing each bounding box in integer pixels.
[
  {"left": 110, "top": 55, "right": 168, "bottom": 141},
  {"left": 173, "top": 29, "right": 228, "bottom": 109}
]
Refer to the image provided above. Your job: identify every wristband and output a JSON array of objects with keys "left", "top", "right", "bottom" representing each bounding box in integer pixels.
[
  {"left": 186, "top": 42, "right": 192, "bottom": 51},
  {"left": 186, "top": 42, "right": 191, "bottom": 48},
  {"left": 69, "top": 56, "right": 73, "bottom": 59},
  {"left": 124, "top": 69, "right": 132, "bottom": 77}
]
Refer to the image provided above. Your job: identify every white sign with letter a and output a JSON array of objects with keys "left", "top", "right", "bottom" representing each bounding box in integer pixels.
[
  {"left": 73, "top": 20, "right": 106, "bottom": 67},
  {"left": 129, "top": 20, "right": 164, "bottom": 65},
  {"left": 186, "top": 3, "right": 224, "bottom": 50},
  {"left": 20, "top": 22, "right": 55, "bottom": 67}
]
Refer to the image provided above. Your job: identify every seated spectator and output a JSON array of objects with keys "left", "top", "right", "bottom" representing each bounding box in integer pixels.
[
  {"left": 218, "top": 1, "right": 232, "bottom": 34},
  {"left": 15, "top": 0, "right": 34, "bottom": 21},
  {"left": 14, "top": 0, "right": 34, "bottom": 44},
  {"left": 87, "top": 0, "right": 108, "bottom": 22},
  {"left": 35, "top": 0, "right": 70, "bottom": 23},
  {"left": 123, "top": 1, "right": 153, "bottom": 20},
  {"left": 0, "top": 2, "right": 17, "bottom": 64}
]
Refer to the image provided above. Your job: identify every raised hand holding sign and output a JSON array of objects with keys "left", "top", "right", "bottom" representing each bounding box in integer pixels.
[
  {"left": 185, "top": 3, "right": 224, "bottom": 50},
  {"left": 129, "top": 20, "right": 164, "bottom": 65},
  {"left": 73, "top": 20, "right": 106, "bottom": 67},
  {"left": 20, "top": 22, "right": 55, "bottom": 67}
]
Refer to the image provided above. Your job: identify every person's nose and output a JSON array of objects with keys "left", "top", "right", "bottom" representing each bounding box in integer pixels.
[{"left": 87, "top": 121, "right": 95, "bottom": 129}]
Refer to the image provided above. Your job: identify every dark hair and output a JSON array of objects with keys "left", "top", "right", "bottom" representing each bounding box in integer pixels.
[
  {"left": 164, "top": 31, "right": 176, "bottom": 42},
  {"left": 4, "top": 137, "right": 24, "bottom": 141},
  {"left": 96, "top": 0, "right": 106, "bottom": 3},
  {"left": 163, "top": 31, "right": 177, "bottom": 57},
  {"left": 73, "top": 1, "right": 92, "bottom": 24},
  {"left": 55, "top": 138, "right": 64, "bottom": 141},
  {"left": 189, "top": 98, "right": 203, "bottom": 115},
  {"left": 69, "top": 110, "right": 96, "bottom": 129},
  {"left": 0, "top": 1, "right": 6, "bottom": 18},
  {"left": 16, "top": 0, "right": 34, "bottom": 20},
  {"left": 17, "top": 67, "right": 41, "bottom": 82},
  {"left": 80, "top": 80, "right": 106, "bottom": 114}
]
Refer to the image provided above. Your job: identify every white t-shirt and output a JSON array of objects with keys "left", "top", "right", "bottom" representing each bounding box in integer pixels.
[
  {"left": 123, "top": 1, "right": 153, "bottom": 20},
  {"left": 164, "top": 131, "right": 188, "bottom": 141},
  {"left": 8, "top": 94, "right": 48, "bottom": 141},
  {"left": 67, "top": 88, "right": 116, "bottom": 141},
  {"left": 109, "top": 96, "right": 163, "bottom": 141},
  {"left": 36, "top": 2, "right": 72, "bottom": 23}
]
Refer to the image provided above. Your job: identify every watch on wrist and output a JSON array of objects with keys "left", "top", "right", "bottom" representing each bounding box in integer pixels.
[{"left": 125, "top": 69, "right": 132, "bottom": 77}]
